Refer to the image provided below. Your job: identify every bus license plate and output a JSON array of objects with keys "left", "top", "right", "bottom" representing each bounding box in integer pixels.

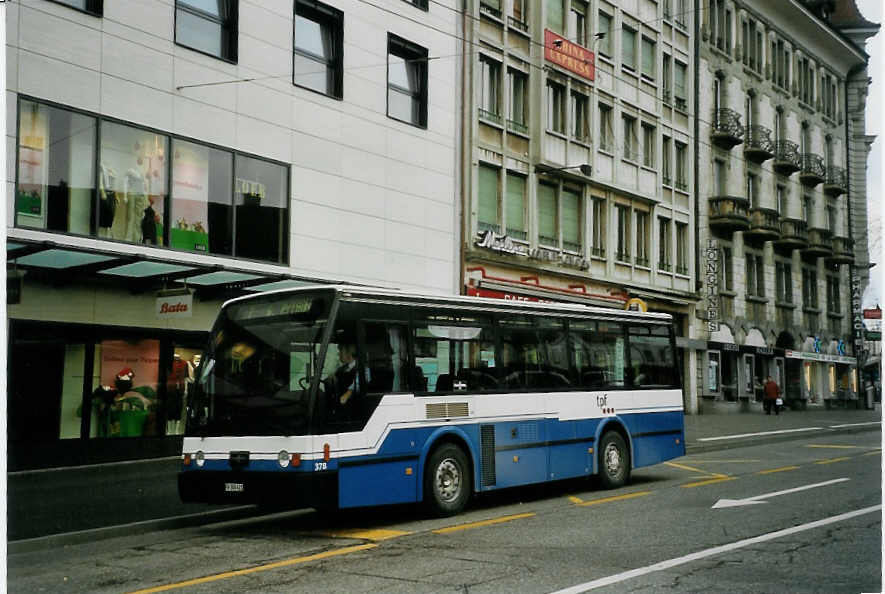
[{"left": 225, "top": 482, "right": 244, "bottom": 493}]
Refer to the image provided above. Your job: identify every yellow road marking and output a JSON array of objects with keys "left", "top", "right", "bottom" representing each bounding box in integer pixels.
[
  {"left": 681, "top": 476, "right": 736, "bottom": 488},
  {"left": 577, "top": 491, "right": 651, "bottom": 506},
  {"left": 864, "top": 450, "right": 882, "bottom": 456},
  {"left": 758, "top": 465, "right": 800, "bottom": 475},
  {"left": 328, "top": 528, "right": 411, "bottom": 541},
  {"left": 433, "top": 512, "right": 535, "bottom": 534},
  {"left": 664, "top": 461, "right": 716, "bottom": 475},
  {"left": 814, "top": 457, "right": 851, "bottom": 465},
  {"left": 683, "top": 459, "right": 762, "bottom": 463},
  {"left": 568, "top": 496, "right": 584, "bottom": 504},
  {"left": 127, "top": 543, "right": 377, "bottom": 594},
  {"left": 806, "top": 445, "right": 861, "bottom": 449}
]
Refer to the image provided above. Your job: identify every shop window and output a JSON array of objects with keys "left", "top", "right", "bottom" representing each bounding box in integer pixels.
[
  {"left": 387, "top": 34, "right": 428, "bottom": 128},
  {"left": 627, "top": 325, "right": 676, "bottom": 387},
  {"left": 175, "top": 0, "right": 238, "bottom": 62},
  {"left": 413, "top": 312, "right": 496, "bottom": 393},
  {"left": 99, "top": 121, "right": 169, "bottom": 246},
  {"left": 91, "top": 339, "right": 161, "bottom": 439},
  {"left": 234, "top": 154, "right": 289, "bottom": 263},
  {"left": 707, "top": 351, "right": 721, "bottom": 393},
  {"left": 49, "top": 0, "right": 103, "bottom": 16},
  {"left": 294, "top": 0, "right": 344, "bottom": 99},
  {"left": 16, "top": 100, "right": 97, "bottom": 236},
  {"left": 170, "top": 139, "right": 233, "bottom": 255},
  {"left": 573, "top": 320, "right": 626, "bottom": 388}
]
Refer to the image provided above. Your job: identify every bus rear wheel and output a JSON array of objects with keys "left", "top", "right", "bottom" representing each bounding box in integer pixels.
[
  {"left": 598, "top": 431, "right": 630, "bottom": 489},
  {"left": 424, "top": 443, "right": 471, "bottom": 517}
]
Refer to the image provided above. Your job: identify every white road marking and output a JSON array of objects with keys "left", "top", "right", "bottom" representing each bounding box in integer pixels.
[
  {"left": 697, "top": 427, "right": 822, "bottom": 442},
  {"left": 828, "top": 422, "right": 881, "bottom": 429},
  {"left": 712, "top": 478, "right": 849, "bottom": 509},
  {"left": 549, "top": 505, "right": 881, "bottom": 594}
]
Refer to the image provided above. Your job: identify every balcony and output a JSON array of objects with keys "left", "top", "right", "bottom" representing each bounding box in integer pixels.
[
  {"left": 799, "top": 153, "right": 826, "bottom": 186},
  {"left": 802, "top": 227, "right": 833, "bottom": 259},
  {"left": 744, "top": 207, "right": 781, "bottom": 244},
  {"left": 823, "top": 166, "right": 847, "bottom": 196},
  {"left": 826, "top": 236, "right": 855, "bottom": 265},
  {"left": 711, "top": 108, "right": 744, "bottom": 149},
  {"left": 709, "top": 196, "right": 750, "bottom": 234},
  {"left": 774, "top": 218, "right": 809, "bottom": 253},
  {"left": 744, "top": 125, "right": 774, "bottom": 163},
  {"left": 772, "top": 140, "right": 801, "bottom": 175}
]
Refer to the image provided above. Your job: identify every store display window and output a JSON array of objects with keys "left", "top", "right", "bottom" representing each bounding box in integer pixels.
[
  {"left": 234, "top": 154, "right": 288, "bottom": 263},
  {"left": 165, "top": 346, "right": 203, "bottom": 436},
  {"left": 90, "top": 339, "right": 161, "bottom": 438},
  {"left": 16, "top": 99, "right": 96, "bottom": 235},
  {"left": 170, "top": 139, "right": 233, "bottom": 255}
]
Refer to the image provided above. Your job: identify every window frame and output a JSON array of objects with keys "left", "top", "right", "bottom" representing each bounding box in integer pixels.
[
  {"left": 48, "top": 0, "right": 103, "bottom": 17},
  {"left": 387, "top": 33, "right": 429, "bottom": 129},
  {"left": 293, "top": 0, "right": 344, "bottom": 100},
  {"left": 174, "top": 0, "right": 239, "bottom": 64}
]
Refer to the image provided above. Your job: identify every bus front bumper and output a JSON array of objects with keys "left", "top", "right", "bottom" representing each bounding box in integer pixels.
[{"left": 178, "top": 470, "right": 337, "bottom": 506}]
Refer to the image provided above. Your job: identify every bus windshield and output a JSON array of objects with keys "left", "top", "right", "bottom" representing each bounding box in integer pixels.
[{"left": 186, "top": 292, "right": 331, "bottom": 437}]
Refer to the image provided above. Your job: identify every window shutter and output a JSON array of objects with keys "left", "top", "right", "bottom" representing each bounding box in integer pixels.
[
  {"left": 506, "top": 173, "right": 526, "bottom": 234},
  {"left": 538, "top": 183, "right": 557, "bottom": 243},
  {"left": 478, "top": 165, "right": 499, "bottom": 230},
  {"left": 561, "top": 189, "right": 580, "bottom": 247}
]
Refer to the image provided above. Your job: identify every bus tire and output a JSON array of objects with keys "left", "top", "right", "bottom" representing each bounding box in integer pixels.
[
  {"left": 598, "top": 431, "right": 630, "bottom": 489},
  {"left": 424, "top": 443, "right": 471, "bottom": 517}
]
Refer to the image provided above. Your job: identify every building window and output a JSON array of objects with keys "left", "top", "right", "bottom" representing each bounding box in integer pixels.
[
  {"left": 776, "top": 261, "right": 793, "bottom": 303},
  {"left": 511, "top": 0, "right": 527, "bottom": 27},
  {"left": 508, "top": 69, "right": 528, "bottom": 133},
  {"left": 591, "top": 198, "right": 606, "bottom": 257},
  {"left": 827, "top": 204, "right": 837, "bottom": 233},
  {"left": 403, "top": 0, "right": 428, "bottom": 9},
  {"left": 616, "top": 205, "right": 631, "bottom": 262},
  {"left": 538, "top": 182, "right": 558, "bottom": 246},
  {"left": 827, "top": 274, "right": 841, "bottom": 313},
  {"left": 175, "top": 0, "right": 238, "bottom": 62},
  {"left": 569, "top": 0, "right": 588, "bottom": 47},
  {"left": 622, "top": 114, "right": 638, "bottom": 161},
  {"left": 747, "top": 172, "right": 758, "bottom": 208},
  {"left": 658, "top": 217, "right": 671, "bottom": 271},
  {"left": 547, "top": 0, "right": 564, "bottom": 32},
  {"left": 741, "top": 16, "right": 763, "bottom": 73},
  {"left": 480, "top": 0, "right": 502, "bottom": 18},
  {"left": 571, "top": 91, "right": 589, "bottom": 142},
  {"left": 642, "top": 122, "right": 655, "bottom": 168},
  {"left": 722, "top": 246, "right": 733, "bottom": 291},
  {"left": 803, "top": 195, "right": 812, "bottom": 225},
  {"left": 803, "top": 268, "right": 818, "bottom": 308},
  {"left": 635, "top": 211, "right": 649, "bottom": 267},
  {"left": 49, "top": 0, "right": 103, "bottom": 16},
  {"left": 675, "top": 222, "right": 688, "bottom": 275},
  {"left": 171, "top": 139, "right": 233, "bottom": 255},
  {"left": 506, "top": 172, "right": 527, "bottom": 239},
  {"left": 673, "top": 61, "right": 687, "bottom": 111},
  {"left": 293, "top": 0, "right": 343, "bottom": 99},
  {"left": 387, "top": 34, "right": 428, "bottom": 128},
  {"left": 547, "top": 81, "right": 566, "bottom": 134},
  {"left": 776, "top": 184, "right": 785, "bottom": 214},
  {"left": 714, "top": 159, "right": 726, "bottom": 195},
  {"left": 622, "top": 26, "right": 637, "bottom": 71},
  {"left": 561, "top": 187, "right": 582, "bottom": 253},
  {"left": 478, "top": 164, "right": 500, "bottom": 233},
  {"left": 597, "top": 12, "right": 612, "bottom": 57},
  {"left": 641, "top": 37, "right": 656, "bottom": 80},
  {"left": 662, "top": 53, "right": 672, "bottom": 103},
  {"left": 662, "top": 135, "right": 672, "bottom": 185},
  {"left": 675, "top": 141, "right": 687, "bottom": 190},
  {"left": 599, "top": 102, "right": 613, "bottom": 151},
  {"left": 234, "top": 154, "right": 289, "bottom": 263},
  {"left": 479, "top": 56, "right": 502, "bottom": 124},
  {"left": 746, "top": 253, "right": 765, "bottom": 298}
]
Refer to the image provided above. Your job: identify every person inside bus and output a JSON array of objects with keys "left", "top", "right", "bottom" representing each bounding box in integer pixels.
[{"left": 332, "top": 342, "right": 361, "bottom": 406}]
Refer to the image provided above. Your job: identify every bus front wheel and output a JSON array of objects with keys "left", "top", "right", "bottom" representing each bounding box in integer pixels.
[
  {"left": 598, "top": 431, "right": 630, "bottom": 489},
  {"left": 424, "top": 443, "right": 471, "bottom": 517}
]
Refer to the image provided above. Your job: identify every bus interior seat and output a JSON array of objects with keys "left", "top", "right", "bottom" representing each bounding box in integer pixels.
[{"left": 436, "top": 374, "right": 453, "bottom": 392}]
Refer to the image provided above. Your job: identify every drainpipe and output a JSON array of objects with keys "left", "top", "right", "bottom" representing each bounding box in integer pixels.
[
  {"left": 693, "top": 0, "right": 701, "bottom": 295},
  {"left": 457, "top": 0, "right": 471, "bottom": 296}
]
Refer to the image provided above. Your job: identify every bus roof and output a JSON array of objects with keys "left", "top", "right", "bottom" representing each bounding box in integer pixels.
[{"left": 222, "top": 284, "right": 674, "bottom": 322}]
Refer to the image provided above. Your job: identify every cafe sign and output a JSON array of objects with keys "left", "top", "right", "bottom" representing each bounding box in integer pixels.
[
  {"left": 474, "top": 229, "right": 588, "bottom": 270},
  {"left": 544, "top": 29, "right": 595, "bottom": 81}
]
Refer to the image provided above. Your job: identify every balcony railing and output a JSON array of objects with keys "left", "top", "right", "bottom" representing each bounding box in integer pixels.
[
  {"left": 744, "top": 125, "right": 774, "bottom": 162},
  {"left": 479, "top": 108, "right": 502, "bottom": 126},
  {"left": 773, "top": 140, "right": 801, "bottom": 175},
  {"left": 711, "top": 108, "right": 744, "bottom": 149},
  {"left": 827, "top": 235, "right": 854, "bottom": 265},
  {"left": 709, "top": 196, "right": 750, "bottom": 234},
  {"left": 745, "top": 207, "right": 781, "bottom": 244},
  {"left": 824, "top": 165, "right": 847, "bottom": 196},
  {"left": 803, "top": 227, "right": 833, "bottom": 259},
  {"left": 479, "top": 2, "right": 502, "bottom": 19},
  {"left": 774, "top": 217, "right": 809, "bottom": 253},
  {"left": 507, "top": 119, "right": 528, "bottom": 135},
  {"left": 507, "top": 16, "right": 528, "bottom": 32},
  {"left": 799, "top": 153, "right": 826, "bottom": 186}
]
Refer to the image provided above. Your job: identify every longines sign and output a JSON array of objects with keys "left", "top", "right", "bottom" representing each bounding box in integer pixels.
[
  {"left": 474, "top": 230, "right": 589, "bottom": 270},
  {"left": 704, "top": 238, "right": 720, "bottom": 332}
]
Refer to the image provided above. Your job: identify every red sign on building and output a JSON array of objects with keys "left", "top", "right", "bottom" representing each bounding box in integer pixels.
[
  {"left": 864, "top": 308, "right": 882, "bottom": 319},
  {"left": 544, "top": 29, "right": 595, "bottom": 81}
]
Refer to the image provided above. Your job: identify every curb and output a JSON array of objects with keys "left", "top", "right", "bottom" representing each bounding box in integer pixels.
[{"left": 686, "top": 422, "right": 881, "bottom": 455}]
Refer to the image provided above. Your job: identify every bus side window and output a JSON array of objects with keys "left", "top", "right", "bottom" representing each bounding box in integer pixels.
[
  {"left": 573, "top": 320, "right": 626, "bottom": 389},
  {"left": 627, "top": 325, "right": 676, "bottom": 388},
  {"left": 413, "top": 311, "right": 494, "bottom": 393},
  {"left": 362, "top": 321, "right": 409, "bottom": 394}
]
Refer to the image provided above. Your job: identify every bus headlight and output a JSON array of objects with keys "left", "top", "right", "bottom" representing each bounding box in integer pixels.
[
  {"left": 278, "top": 450, "right": 291, "bottom": 468},
  {"left": 195, "top": 451, "right": 205, "bottom": 467}
]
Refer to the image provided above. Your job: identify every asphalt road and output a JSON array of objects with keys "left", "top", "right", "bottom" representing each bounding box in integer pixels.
[{"left": 8, "top": 430, "right": 881, "bottom": 594}]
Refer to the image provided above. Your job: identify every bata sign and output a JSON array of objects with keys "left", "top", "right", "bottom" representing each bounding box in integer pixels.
[
  {"left": 544, "top": 29, "right": 595, "bottom": 80},
  {"left": 156, "top": 294, "right": 193, "bottom": 319}
]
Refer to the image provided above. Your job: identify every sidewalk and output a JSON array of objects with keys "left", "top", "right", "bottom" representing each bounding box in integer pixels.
[{"left": 8, "top": 407, "right": 881, "bottom": 552}]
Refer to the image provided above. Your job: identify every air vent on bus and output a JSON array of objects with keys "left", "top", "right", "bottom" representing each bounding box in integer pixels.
[
  {"left": 425, "top": 402, "right": 469, "bottom": 419},
  {"left": 480, "top": 425, "right": 496, "bottom": 487}
]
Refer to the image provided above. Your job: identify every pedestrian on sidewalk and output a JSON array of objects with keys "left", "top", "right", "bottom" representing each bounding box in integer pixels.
[{"left": 763, "top": 375, "right": 782, "bottom": 415}]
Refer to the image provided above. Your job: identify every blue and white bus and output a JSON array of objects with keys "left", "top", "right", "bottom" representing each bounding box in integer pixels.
[{"left": 179, "top": 285, "right": 685, "bottom": 516}]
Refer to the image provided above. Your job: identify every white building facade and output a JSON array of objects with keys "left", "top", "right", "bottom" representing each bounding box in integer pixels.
[
  {"left": 460, "top": 0, "right": 701, "bottom": 412},
  {"left": 695, "top": 0, "right": 877, "bottom": 410},
  {"left": 5, "top": 0, "right": 460, "bottom": 470}
]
